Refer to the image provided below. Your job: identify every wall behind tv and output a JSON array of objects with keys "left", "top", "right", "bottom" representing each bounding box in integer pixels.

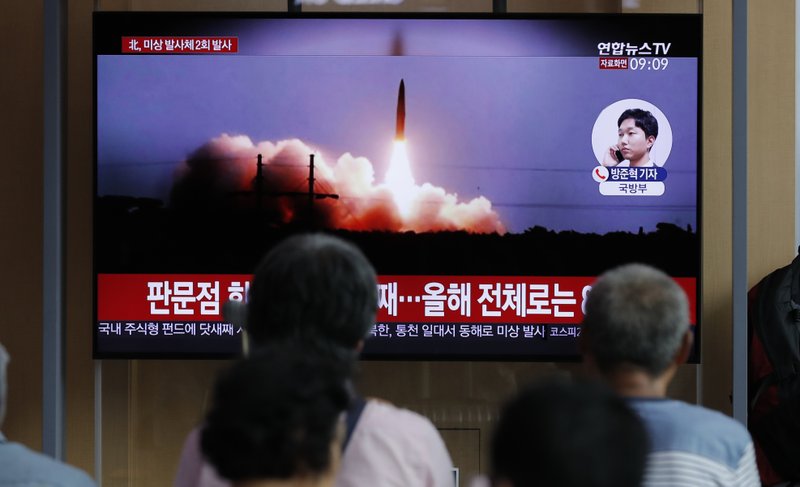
[
  {"left": 1, "top": 0, "right": 795, "bottom": 485},
  {"left": 1, "top": 0, "right": 45, "bottom": 455}
]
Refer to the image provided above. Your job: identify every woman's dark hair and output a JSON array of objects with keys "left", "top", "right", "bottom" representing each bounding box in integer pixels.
[
  {"left": 201, "top": 342, "right": 351, "bottom": 482},
  {"left": 491, "top": 379, "right": 648, "bottom": 487},
  {"left": 246, "top": 233, "right": 378, "bottom": 349}
]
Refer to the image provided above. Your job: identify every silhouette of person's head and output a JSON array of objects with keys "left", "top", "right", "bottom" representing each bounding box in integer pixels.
[
  {"left": 245, "top": 233, "right": 378, "bottom": 352},
  {"left": 490, "top": 379, "right": 648, "bottom": 487},
  {"left": 202, "top": 342, "right": 350, "bottom": 485},
  {"left": 581, "top": 263, "right": 692, "bottom": 382}
]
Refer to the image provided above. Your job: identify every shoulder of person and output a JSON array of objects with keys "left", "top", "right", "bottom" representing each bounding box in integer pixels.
[
  {"left": 0, "top": 441, "right": 97, "bottom": 487},
  {"left": 360, "top": 398, "right": 441, "bottom": 438},
  {"left": 631, "top": 399, "right": 753, "bottom": 469},
  {"left": 339, "top": 398, "right": 454, "bottom": 487},
  {"left": 661, "top": 400, "right": 751, "bottom": 440},
  {"left": 356, "top": 398, "right": 454, "bottom": 469}
]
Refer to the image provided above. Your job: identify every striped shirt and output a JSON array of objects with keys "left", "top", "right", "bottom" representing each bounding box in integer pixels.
[{"left": 628, "top": 398, "right": 760, "bottom": 487}]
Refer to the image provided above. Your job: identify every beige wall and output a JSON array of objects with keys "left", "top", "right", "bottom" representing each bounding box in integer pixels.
[
  {"left": 697, "top": 0, "right": 798, "bottom": 415},
  {"left": 749, "top": 0, "right": 797, "bottom": 282},
  {"left": 1, "top": 0, "right": 796, "bottom": 485},
  {"left": 701, "top": 0, "right": 736, "bottom": 416}
]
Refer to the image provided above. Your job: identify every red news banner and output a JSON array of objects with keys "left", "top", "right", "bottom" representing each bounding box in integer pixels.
[{"left": 97, "top": 274, "right": 697, "bottom": 325}]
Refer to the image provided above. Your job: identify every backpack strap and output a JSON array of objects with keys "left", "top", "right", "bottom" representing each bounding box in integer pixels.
[
  {"left": 342, "top": 395, "right": 367, "bottom": 452},
  {"left": 749, "top": 372, "right": 778, "bottom": 411}
]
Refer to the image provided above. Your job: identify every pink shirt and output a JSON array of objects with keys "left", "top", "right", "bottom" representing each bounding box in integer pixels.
[{"left": 174, "top": 399, "right": 454, "bottom": 487}]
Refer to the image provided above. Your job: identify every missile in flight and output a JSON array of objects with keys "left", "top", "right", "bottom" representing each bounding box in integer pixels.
[{"left": 396, "top": 79, "right": 405, "bottom": 141}]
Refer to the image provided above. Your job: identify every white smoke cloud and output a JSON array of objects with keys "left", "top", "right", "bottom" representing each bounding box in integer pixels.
[{"left": 171, "top": 133, "right": 506, "bottom": 235}]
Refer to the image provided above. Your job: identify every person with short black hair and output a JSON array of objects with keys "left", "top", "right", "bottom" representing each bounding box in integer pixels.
[
  {"left": 581, "top": 263, "right": 760, "bottom": 486},
  {"left": 175, "top": 233, "right": 454, "bottom": 487},
  {"left": 602, "top": 108, "right": 659, "bottom": 167},
  {"left": 201, "top": 343, "right": 350, "bottom": 487},
  {"left": 488, "top": 379, "right": 648, "bottom": 487}
]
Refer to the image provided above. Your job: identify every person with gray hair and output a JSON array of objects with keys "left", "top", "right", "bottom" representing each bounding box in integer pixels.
[
  {"left": 0, "top": 343, "right": 97, "bottom": 486},
  {"left": 581, "top": 264, "right": 760, "bottom": 486}
]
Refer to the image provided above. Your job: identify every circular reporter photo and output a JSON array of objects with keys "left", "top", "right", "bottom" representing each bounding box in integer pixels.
[{"left": 591, "top": 99, "right": 673, "bottom": 168}]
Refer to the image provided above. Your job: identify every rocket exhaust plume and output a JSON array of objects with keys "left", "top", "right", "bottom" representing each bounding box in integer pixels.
[
  {"left": 395, "top": 79, "right": 405, "bottom": 140},
  {"left": 172, "top": 134, "right": 505, "bottom": 234},
  {"left": 170, "top": 77, "right": 506, "bottom": 234}
]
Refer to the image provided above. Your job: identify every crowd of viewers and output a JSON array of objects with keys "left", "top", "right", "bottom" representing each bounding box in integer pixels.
[
  {"left": 0, "top": 233, "right": 768, "bottom": 486},
  {"left": 179, "top": 235, "right": 759, "bottom": 487}
]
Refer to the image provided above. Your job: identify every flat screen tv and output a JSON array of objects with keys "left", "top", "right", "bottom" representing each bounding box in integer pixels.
[{"left": 94, "top": 12, "right": 701, "bottom": 359}]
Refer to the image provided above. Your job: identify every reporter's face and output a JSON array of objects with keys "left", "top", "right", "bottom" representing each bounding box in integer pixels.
[{"left": 617, "top": 118, "right": 654, "bottom": 162}]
